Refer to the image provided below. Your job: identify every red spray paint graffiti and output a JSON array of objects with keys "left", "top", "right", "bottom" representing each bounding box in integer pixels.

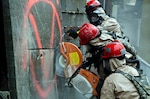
[{"left": 21, "top": 0, "right": 62, "bottom": 98}]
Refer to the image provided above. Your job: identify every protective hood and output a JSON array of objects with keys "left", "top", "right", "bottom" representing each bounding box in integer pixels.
[
  {"left": 109, "top": 58, "right": 126, "bottom": 72},
  {"left": 109, "top": 58, "right": 139, "bottom": 76}
]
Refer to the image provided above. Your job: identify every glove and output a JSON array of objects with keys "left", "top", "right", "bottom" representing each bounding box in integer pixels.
[{"left": 66, "top": 29, "right": 78, "bottom": 39}]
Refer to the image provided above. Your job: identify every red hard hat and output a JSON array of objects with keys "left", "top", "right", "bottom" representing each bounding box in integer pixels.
[
  {"left": 85, "top": 0, "right": 101, "bottom": 14},
  {"left": 102, "top": 40, "right": 126, "bottom": 59},
  {"left": 78, "top": 22, "right": 99, "bottom": 45}
]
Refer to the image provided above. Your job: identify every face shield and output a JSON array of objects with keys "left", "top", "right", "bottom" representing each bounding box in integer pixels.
[{"left": 102, "top": 59, "right": 112, "bottom": 76}]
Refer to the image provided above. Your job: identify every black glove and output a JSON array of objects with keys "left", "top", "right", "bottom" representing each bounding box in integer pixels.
[{"left": 66, "top": 29, "right": 78, "bottom": 39}]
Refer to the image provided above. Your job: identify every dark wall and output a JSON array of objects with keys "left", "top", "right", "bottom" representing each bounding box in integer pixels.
[
  {"left": 1, "top": 0, "right": 17, "bottom": 98},
  {"left": 0, "top": 0, "right": 8, "bottom": 91}
]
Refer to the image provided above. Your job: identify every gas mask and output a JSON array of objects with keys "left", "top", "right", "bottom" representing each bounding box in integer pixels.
[{"left": 87, "top": 13, "right": 104, "bottom": 26}]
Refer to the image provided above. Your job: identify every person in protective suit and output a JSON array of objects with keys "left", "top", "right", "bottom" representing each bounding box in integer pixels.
[
  {"left": 100, "top": 40, "right": 140, "bottom": 99},
  {"left": 77, "top": 22, "right": 117, "bottom": 78}
]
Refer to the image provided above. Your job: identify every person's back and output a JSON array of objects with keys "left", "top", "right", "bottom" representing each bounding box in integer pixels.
[
  {"left": 100, "top": 62, "right": 140, "bottom": 99},
  {"left": 100, "top": 40, "right": 140, "bottom": 99}
]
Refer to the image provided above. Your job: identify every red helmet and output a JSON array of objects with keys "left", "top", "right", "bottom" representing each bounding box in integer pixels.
[
  {"left": 78, "top": 22, "right": 99, "bottom": 45},
  {"left": 102, "top": 40, "right": 126, "bottom": 59},
  {"left": 85, "top": 0, "right": 101, "bottom": 14}
]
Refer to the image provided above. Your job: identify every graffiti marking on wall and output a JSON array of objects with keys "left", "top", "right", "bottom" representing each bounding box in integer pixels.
[{"left": 21, "top": 0, "right": 62, "bottom": 98}]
